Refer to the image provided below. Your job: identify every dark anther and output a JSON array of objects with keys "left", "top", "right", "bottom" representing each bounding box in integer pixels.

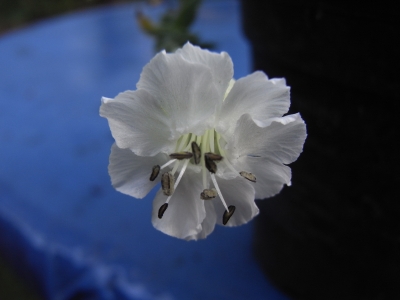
[
  {"left": 191, "top": 141, "right": 201, "bottom": 164},
  {"left": 205, "top": 152, "right": 223, "bottom": 161},
  {"left": 204, "top": 154, "right": 217, "bottom": 173},
  {"left": 158, "top": 203, "right": 168, "bottom": 219},
  {"left": 150, "top": 165, "right": 160, "bottom": 181},
  {"left": 223, "top": 205, "right": 236, "bottom": 225},
  {"left": 169, "top": 152, "right": 193, "bottom": 160}
]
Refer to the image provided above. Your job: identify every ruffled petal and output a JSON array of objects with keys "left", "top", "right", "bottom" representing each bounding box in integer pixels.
[
  {"left": 136, "top": 48, "right": 221, "bottom": 135},
  {"left": 152, "top": 172, "right": 206, "bottom": 240},
  {"left": 217, "top": 71, "right": 290, "bottom": 135},
  {"left": 212, "top": 176, "right": 259, "bottom": 227},
  {"left": 184, "top": 201, "right": 217, "bottom": 241},
  {"left": 100, "top": 90, "right": 176, "bottom": 156},
  {"left": 228, "top": 113, "right": 307, "bottom": 164},
  {"left": 236, "top": 156, "right": 292, "bottom": 199},
  {"left": 175, "top": 42, "right": 234, "bottom": 101},
  {"left": 108, "top": 143, "right": 167, "bottom": 199}
]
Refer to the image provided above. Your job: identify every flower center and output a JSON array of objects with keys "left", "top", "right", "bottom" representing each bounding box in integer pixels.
[{"left": 149, "top": 128, "right": 256, "bottom": 225}]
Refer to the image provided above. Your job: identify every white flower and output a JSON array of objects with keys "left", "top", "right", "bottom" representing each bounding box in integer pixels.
[{"left": 100, "top": 42, "right": 306, "bottom": 240}]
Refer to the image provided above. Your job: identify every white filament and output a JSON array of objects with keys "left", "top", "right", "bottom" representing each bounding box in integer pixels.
[
  {"left": 210, "top": 173, "right": 229, "bottom": 211},
  {"left": 165, "top": 159, "right": 190, "bottom": 204}
]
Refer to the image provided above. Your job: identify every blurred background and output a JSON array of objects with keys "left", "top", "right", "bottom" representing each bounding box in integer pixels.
[
  {"left": 0, "top": 1, "right": 279, "bottom": 300},
  {"left": 0, "top": 2, "right": 116, "bottom": 300},
  {"left": 1, "top": 0, "right": 399, "bottom": 299},
  {"left": 0, "top": 0, "right": 126, "bottom": 34},
  {"left": 1, "top": 3, "right": 122, "bottom": 300}
]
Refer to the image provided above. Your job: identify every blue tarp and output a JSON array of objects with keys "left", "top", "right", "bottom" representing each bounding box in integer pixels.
[{"left": 0, "top": 1, "right": 289, "bottom": 299}]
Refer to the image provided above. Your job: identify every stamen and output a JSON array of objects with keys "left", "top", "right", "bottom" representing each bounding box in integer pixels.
[
  {"left": 169, "top": 152, "right": 193, "bottom": 160},
  {"left": 171, "top": 158, "right": 181, "bottom": 175},
  {"left": 205, "top": 154, "right": 217, "bottom": 173},
  {"left": 210, "top": 173, "right": 229, "bottom": 211},
  {"left": 158, "top": 203, "right": 168, "bottom": 219},
  {"left": 160, "top": 159, "right": 176, "bottom": 170},
  {"left": 200, "top": 188, "right": 217, "bottom": 200},
  {"left": 149, "top": 165, "right": 160, "bottom": 181},
  {"left": 215, "top": 132, "right": 229, "bottom": 160},
  {"left": 191, "top": 141, "right": 201, "bottom": 164},
  {"left": 210, "top": 131, "right": 238, "bottom": 175},
  {"left": 239, "top": 171, "right": 257, "bottom": 182},
  {"left": 209, "top": 129, "right": 215, "bottom": 153},
  {"left": 195, "top": 134, "right": 202, "bottom": 147},
  {"left": 161, "top": 172, "right": 174, "bottom": 196},
  {"left": 183, "top": 134, "right": 196, "bottom": 151},
  {"left": 201, "top": 131, "right": 209, "bottom": 189},
  {"left": 223, "top": 205, "right": 236, "bottom": 225},
  {"left": 205, "top": 152, "right": 223, "bottom": 161},
  {"left": 175, "top": 133, "right": 190, "bottom": 152},
  {"left": 165, "top": 159, "right": 190, "bottom": 204},
  {"left": 173, "top": 159, "right": 190, "bottom": 190}
]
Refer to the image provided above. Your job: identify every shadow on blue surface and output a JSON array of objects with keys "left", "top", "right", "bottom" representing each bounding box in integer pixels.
[{"left": 0, "top": 1, "right": 290, "bottom": 299}]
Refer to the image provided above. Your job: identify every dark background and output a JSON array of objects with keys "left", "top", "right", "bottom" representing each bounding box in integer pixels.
[{"left": 241, "top": 1, "right": 400, "bottom": 299}]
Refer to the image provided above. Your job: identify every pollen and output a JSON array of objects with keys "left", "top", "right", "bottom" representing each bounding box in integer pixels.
[
  {"left": 200, "top": 188, "right": 217, "bottom": 200},
  {"left": 161, "top": 172, "right": 174, "bottom": 196},
  {"left": 240, "top": 171, "right": 257, "bottom": 183}
]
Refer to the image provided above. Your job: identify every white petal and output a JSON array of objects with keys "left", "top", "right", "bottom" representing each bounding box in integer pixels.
[
  {"left": 212, "top": 176, "right": 259, "bottom": 227},
  {"left": 100, "top": 90, "right": 176, "bottom": 156},
  {"left": 184, "top": 201, "right": 217, "bottom": 241},
  {"left": 236, "top": 156, "right": 292, "bottom": 199},
  {"left": 152, "top": 172, "right": 206, "bottom": 240},
  {"left": 137, "top": 49, "right": 221, "bottom": 135},
  {"left": 228, "top": 113, "right": 307, "bottom": 164},
  {"left": 176, "top": 42, "right": 234, "bottom": 100},
  {"left": 109, "top": 144, "right": 167, "bottom": 199},
  {"left": 217, "top": 71, "right": 290, "bottom": 135}
]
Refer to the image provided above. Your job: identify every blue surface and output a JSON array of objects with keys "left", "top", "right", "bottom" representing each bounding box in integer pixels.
[{"left": 0, "top": 1, "right": 290, "bottom": 299}]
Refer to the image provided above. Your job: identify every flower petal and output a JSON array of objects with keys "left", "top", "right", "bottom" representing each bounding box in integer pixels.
[
  {"left": 100, "top": 90, "right": 177, "bottom": 156},
  {"left": 217, "top": 71, "right": 290, "bottom": 135},
  {"left": 175, "top": 42, "right": 234, "bottom": 100},
  {"left": 152, "top": 172, "right": 206, "bottom": 240},
  {"left": 212, "top": 176, "right": 259, "bottom": 227},
  {"left": 108, "top": 143, "right": 167, "bottom": 199},
  {"left": 228, "top": 113, "right": 307, "bottom": 164},
  {"left": 184, "top": 201, "right": 217, "bottom": 241},
  {"left": 136, "top": 49, "right": 221, "bottom": 135},
  {"left": 236, "top": 156, "right": 292, "bottom": 199}
]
